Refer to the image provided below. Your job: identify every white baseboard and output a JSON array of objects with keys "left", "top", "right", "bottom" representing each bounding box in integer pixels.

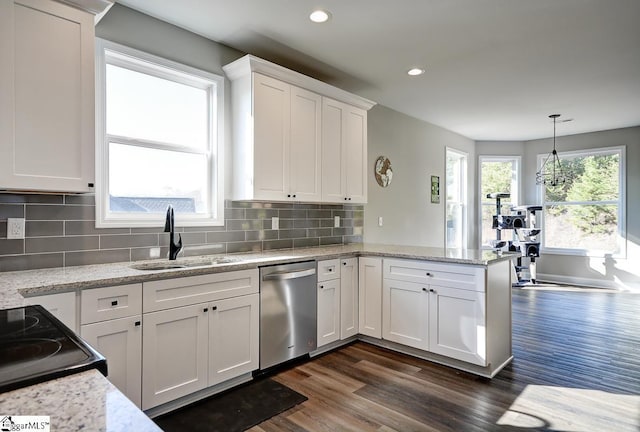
[{"left": 536, "top": 272, "right": 640, "bottom": 292}]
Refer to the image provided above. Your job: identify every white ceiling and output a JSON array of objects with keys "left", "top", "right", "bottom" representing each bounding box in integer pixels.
[{"left": 116, "top": 0, "right": 640, "bottom": 141}]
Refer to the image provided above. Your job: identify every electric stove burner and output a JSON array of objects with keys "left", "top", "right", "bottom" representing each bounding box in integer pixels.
[
  {"left": 0, "top": 338, "right": 63, "bottom": 371},
  {"left": 0, "top": 305, "right": 107, "bottom": 393}
]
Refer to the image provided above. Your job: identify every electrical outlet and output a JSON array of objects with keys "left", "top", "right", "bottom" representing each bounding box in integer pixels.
[
  {"left": 7, "top": 218, "right": 25, "bottom": 239},
  {"left": 334, "top": 216, "right": 340, "bottom": 228},
  {"left": 272, "top": 216, "right": 279, "bottom": 230}
]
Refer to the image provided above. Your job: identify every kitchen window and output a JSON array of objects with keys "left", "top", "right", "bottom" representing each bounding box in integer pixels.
[
  {"left": 95, "top": 39, "right": 224, "bottom": 227},
  {"left": 539, "top": 146, "right": 625, "bottom": 256},
  {"left": 479, "top": 156, "right": 520, "bottom": 248}
]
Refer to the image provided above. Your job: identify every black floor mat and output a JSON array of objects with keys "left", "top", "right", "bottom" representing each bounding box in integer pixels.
[{"left": 154, "top": 378, "right": 307, "bottom": 432}]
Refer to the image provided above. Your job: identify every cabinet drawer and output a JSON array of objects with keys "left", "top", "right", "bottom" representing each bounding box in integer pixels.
[
  {"left": 81, "top": 284, "right": 142, "bottom": 324},
  {"left": 383, "top": 258, "right": 485, "bottom": 292},
  {"left": 143, "top": 269, "right": 259, "bottom": 313},
  {"left": 317, "top": 259, "right": 340, "bottom": 281}
]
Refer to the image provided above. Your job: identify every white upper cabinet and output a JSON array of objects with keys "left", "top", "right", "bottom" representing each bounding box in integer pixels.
[
  {"left": 0, "top": 0, "right": 95, "bottom": 192},
  {"left": 322, "top": 98, "right": 367, "bottom": 203},
  {"left": 249, "top": 73, "right": 322, "bottom": 202},
  {"left": 224, "top": 55, "right": 375, "bottom": 203}
]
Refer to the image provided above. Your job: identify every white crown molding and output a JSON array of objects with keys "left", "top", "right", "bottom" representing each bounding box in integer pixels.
[{"left": 223, "top": 54, "right": 376, "bottom": 111}]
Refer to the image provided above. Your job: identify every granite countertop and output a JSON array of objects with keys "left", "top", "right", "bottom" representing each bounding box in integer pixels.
[
  {"left": 0, "top": 243, "right": 514, "bottom": 431},
  {"left": 0, "top": 370, "right": 161, "bottom": 432},
  {"left": 1, "top": 243, "right": 513, "bottom": 308}
]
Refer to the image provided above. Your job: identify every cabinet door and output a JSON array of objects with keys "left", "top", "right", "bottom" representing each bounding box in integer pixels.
[
  {"left": 0, "top": 0, "right": 94, "bottom": 192},
  {"left": 429, "top": 285, "right": 486, "bottom": 366},
  {"left": 208, "top": 294, "right": 259, "bottom": 386},
  {"left": 142, "top": 303, "right": 208, "bottom": 410},
  {"left": 382, "top": 279, "right": 429, "bottom": 350},
  {"left": 358, "top": 257, "right": 382, "bottom": 338},
  {"left": 317, "top": 279, "right": 340, "bottom": 347},
  {"left": 340, "top": 258, "right": 358, "bottom": 339},
  {"left": 290, "top": 86, "right": 322, "bottom": 202},
  {"left": 252, "top": 73, "right": 290, "bottom": 201},
  {"left": 25, "top": 291, "right": 77, "bottom": 332},
  {"left": 344, "top": 105, "right": 367, "bottom": 204},
  {"left": 321, "top": 98, "right": 346, "bottom": 202},
  {"left": 81, "top": 316, "right": 142, "bottom": 408}
]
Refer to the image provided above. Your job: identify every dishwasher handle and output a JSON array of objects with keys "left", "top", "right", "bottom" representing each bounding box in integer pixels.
[{"left": 262, "top": 268, "right": 316, "bottom": 281}]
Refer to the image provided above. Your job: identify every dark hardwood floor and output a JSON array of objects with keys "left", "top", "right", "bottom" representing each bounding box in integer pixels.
[{"left": 250, "top": 288, "right": 640, "bottom": 431}]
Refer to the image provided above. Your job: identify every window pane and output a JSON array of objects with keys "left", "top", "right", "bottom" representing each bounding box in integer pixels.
[
  {"left": 480, "top": 161, "right": 514, "bottom": 199},
  {"left": 106, "top": 64, "right": 209, "bottom": 149},
  {"left": 109, "top": 143, "right": 209, "bottom": 214},
  {"left": 545, "top": 153, "right": 619, "bottom": 203},
  {"left": 545, "top": 204, "right": 619, "bottom": 252}
]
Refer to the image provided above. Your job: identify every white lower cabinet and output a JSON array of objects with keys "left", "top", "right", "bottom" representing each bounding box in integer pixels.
[
  {"left": 382, "top": 279, "right": 429, "bottom": 350},
  {"left": 340, "top": 258, "right": 358, "bottom": 339},
  {"left": 317, "top": 278, "right": 340, "bottom": 347},
  {"left": 208, "top": 293, "right": 259, "bottom": 386},
  {"left": 141, "top": 269, "right": 260, "bottom": 410},
  {"left": 382, "top": 258, "right": 489, "bottom": 367},
  {"left": 81, "top": 316, "right": 142, "bottom": 407},
  {"left": 428, "top": 285, "right": 486, "bottom": 366},
  {"left": 79, "top": 283, "right": 143, "bottom": 407},
  {"left": 142, "top": 303, "right": 209, "bottom": 410},
  {"left": 358, "top": 257, "right": 382, "bottom": 338}
]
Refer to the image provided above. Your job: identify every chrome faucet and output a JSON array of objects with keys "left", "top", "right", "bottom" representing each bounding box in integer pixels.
[{"left": 164, "top": 205, "right": 182, "bottom": 260}]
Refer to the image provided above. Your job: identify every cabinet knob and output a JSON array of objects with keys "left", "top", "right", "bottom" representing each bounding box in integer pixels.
[
  {"left": 293, "top": 194, "right": 296, "bottom": 198},
  {"left": 426, "top": 272, "right": 433, "bottom": 277},
  {"left": 344, "top": 197, "right": 348, "bottom": 201},
  {"left": 212, "top": 306, "right": 218, "bottom": 311},
  {"left": 134, "top": 321, "right": 141, "bottom": 327},
  {"left": 422, "top": 288, "right": 427, "bottom": 292},
  {"left": 343, "top": 261, "right": 347, "bottom": 266},
  {"left": 320, "top": 285, "right": 324, "bottom": 289},
  {"left": 111, "top": 300, "right": 118, "bottom": 306},
  {"left": 204, "top": 307, "right": 208, "bottom": 312},
  {"left": 430, "top": 288, "right": 437, "bottom": 293},
  {"left": 328, "top": 268, "right": 333, "bottom": 272},
  {"left": 287, "top": 194, "right": 291, "bottom": 198},
  {"left": 348, "top": 197, "right": 352, "bottom": 201}
]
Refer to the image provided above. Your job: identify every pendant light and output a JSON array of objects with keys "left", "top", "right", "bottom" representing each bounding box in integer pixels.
[{"left": 536, "top": 114, "right": 570, "bottom": 186}]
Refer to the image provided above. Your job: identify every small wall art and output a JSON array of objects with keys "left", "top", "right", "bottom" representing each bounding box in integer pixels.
[
  {"left": 430, "top": 175, "right": 440, "bottom": 203},
  {"left": 374, "top": 156, "right": 393, "bottom": 187}
]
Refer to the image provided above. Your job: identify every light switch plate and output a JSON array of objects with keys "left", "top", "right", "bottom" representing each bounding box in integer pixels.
[
  {"left": 334, "top": 216, "right": 340, "bottom": 228},
  {"left": 7, "top": 218, "right": 26, "bottom": 239},
  {"left": 378, "top": 216, "right": 383, "bottom": 227}
]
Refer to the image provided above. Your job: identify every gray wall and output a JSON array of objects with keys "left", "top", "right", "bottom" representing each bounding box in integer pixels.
[
  {"left": 479, "top": 126, "right": 640, "bottom": 290},
  {"left": 364, "top": 105, "right": 477, "bottom": 248}
]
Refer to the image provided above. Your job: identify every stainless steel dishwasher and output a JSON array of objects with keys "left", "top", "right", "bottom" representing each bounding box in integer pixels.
[{"left": 260, "top": 261, "right": 317, "bottom": 370}]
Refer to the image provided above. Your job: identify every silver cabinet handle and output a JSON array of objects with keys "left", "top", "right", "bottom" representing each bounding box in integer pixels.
[{"left": 262, "top": 268, "right": 316, "bottom": 281}]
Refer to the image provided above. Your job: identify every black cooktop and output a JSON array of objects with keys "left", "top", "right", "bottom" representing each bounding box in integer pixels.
[{"left": 0, "top": 305, "right": 107, "bottom": 393}]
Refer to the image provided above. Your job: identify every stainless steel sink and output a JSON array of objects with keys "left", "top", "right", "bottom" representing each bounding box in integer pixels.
[{"left": 130, "top": 256, "right": 239, "bottom": 271}]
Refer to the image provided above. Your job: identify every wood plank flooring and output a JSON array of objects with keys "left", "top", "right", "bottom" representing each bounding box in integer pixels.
[{"left": 250, "top": 288, "right": 640, "bottom": 431}]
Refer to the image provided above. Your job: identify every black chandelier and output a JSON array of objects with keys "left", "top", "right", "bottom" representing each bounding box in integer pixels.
[{"left": 536, "top": 114, "right": 570, "bottom": 186}]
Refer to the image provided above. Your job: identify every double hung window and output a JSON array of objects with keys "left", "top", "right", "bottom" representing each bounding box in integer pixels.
[
  {"left": 539, "top": 146, "right": 625, "bottom": 256},
  {"left": 95, "top": 39, "right": 224, "bottom": 227}
]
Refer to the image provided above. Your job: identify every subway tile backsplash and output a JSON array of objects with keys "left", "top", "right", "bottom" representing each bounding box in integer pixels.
[{"left": 0, "top": 194, "right": 364, "bottom": 272}]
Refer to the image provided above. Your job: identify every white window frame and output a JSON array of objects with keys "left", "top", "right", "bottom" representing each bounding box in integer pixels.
[
  {"left": 445, "top": 147, "right": 468, "bottom": 249},
  {"left": 95, "top": 38, "right": 224, "bottom": 228},
  {"left": 478, "top": 155, "right": 521, "bottom": 249},
  {"left": 537, "top": 146, "right": 626, "bottom": 258}
]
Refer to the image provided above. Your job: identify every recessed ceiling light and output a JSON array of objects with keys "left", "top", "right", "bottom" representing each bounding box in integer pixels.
[
  {"left": 309, "top": 9, "right": 331, "bottom": 23},
  {"left": 407, "top": 68, "right": 425, "bottom": 76}
]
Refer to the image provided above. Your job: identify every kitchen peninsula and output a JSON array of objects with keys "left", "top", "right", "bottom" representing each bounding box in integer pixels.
[{"left": 0, "top": 244, "right": 514, "bottom": 431}]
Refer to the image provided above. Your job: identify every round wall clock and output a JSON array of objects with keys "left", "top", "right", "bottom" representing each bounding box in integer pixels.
[{"left": 374, "top": 156, "right": 393, "bottom": 187}]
